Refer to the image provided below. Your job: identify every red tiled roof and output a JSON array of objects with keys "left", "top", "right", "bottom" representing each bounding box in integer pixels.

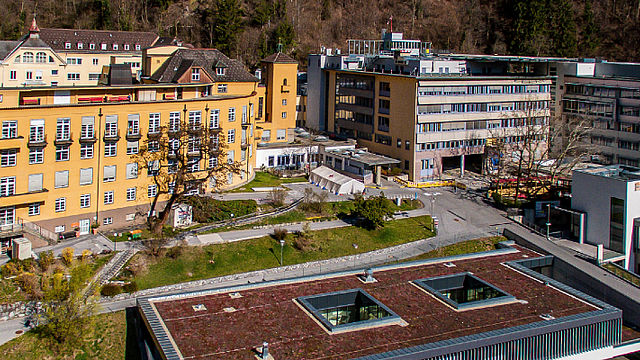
[
  {"left": 262, "top": 52, "right": 298, "bottom": 64},
  {"left": 150, "top": 250, "right": 597, "bottom": 359}
]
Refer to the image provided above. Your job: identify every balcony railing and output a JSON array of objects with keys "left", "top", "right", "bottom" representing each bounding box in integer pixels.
[
  {"left": 54, "top": 133, "right": 73, "bottom": 146},
  {"left": 126, "top": 128, "right": 142, "bottom": 141},
  {"left": 27, "top": 134, "right": 47, "bottom": 147},
  {"left": 103, "top": 128, "right": 121, "bottom": 141}
]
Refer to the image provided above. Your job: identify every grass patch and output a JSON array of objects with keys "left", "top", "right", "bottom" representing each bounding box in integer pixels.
[
  {"left": 228, "top": 171, "right": 307, "bottom": 192},
  {"left": 0, "top": 311, "right": 135, "bottom": 360},
  {"left": 404, "top": 236, "right": 506, "bottom": 262},
  {"left": 603, "top": 263, "right": 640, "bottom": 287},
  {"left": 127, "top": 216, "right": 434, "bottom": 290}
]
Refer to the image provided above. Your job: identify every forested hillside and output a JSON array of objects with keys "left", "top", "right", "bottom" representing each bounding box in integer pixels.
[{"left": 2, "top": 0, "right": 639, "bottom": 67}]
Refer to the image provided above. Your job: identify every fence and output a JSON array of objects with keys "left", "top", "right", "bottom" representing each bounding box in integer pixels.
[{"left": 394, "top": 177, "right": 466, "bottom": 190}]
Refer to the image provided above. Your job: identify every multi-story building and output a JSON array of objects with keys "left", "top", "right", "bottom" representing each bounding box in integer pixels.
[
  {"left": 0, "top": 49, "right": 297, "bottom": 235},
  {"left": 308, "top": 32, "right": 552, "bottom": 181},
  {"left": 0, "top": 17, "right": 160, "bottom": 87},
  {"left": 559, "top": 62, "right": 640, "bottom": 167}
]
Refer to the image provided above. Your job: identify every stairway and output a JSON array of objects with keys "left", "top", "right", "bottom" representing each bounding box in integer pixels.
[{"left": 83, "top": 249, "right": 136, "bottom": 300}]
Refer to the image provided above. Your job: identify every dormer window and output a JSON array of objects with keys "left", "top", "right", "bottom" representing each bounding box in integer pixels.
[
  {"left": 101, "top": 43, "right": 107, "bottom": 50},
  {"left": 89, "top": 43, "right": 95, "bottom": 50},
  {"left": 65, "top": 42, "right": 71, "bottom": 49},
  {"left": 124, "top": 44, "right": 130, "bottom": 51},
  {"left": 135, "top": 44, "right": 141, "bottom": 50},
  {"left": 216, "top": 67, "right": 225, "bottom": 76},
  {"left": 77, "top": 42, "right": 83, "bottom": 49},
  {"left": 192, "top": 68, "right": 201, "bottom": 81},
  {"left": 113, "top": 44, "right": 118, "bottom": 50}
]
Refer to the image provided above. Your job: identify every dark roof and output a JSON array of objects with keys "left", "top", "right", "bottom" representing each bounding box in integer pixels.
[
  {"left": 149, "top": 48, "right": 258, "bottom": 83},
  {"left": 108, "top": 64, "right": 133, "bottom": 85},
  {"left": 39, "top": 28, "right": 158, "bottom": 52},
  {"left": 262, "top": 52, "right": 298, "bottom": 64},
  {"left": 143, "top": 247, "right": 605, "bottom": 359},
  {"left": 150, "top": 36, "right": 193, "bottom": 48},
  {"left": 0, "top": 41, "right": 20, "bottom": 60}
]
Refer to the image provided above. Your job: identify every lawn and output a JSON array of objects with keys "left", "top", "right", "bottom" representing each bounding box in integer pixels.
[
  {"left": 403, "top": 236, "right": 507, "bottom": 262},
  {"left": 0, "top": 310, "right": 138, "bottom": 360},
  {"left": 126, "top": 215, "right": 434, "bottom": 290},
  {"left": 603, "top": 263, "right": 640, "bottom": 287},
  {"left": 228, "top": 171, "right": 307, "bottom": 192}
]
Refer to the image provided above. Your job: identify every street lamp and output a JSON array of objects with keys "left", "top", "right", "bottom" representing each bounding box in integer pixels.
[
  {"left": 546, "top": 203, "right": 551, "bottom": 240},
  {"left": 279, "top": 239, "right": 285, "bottom": 266}
]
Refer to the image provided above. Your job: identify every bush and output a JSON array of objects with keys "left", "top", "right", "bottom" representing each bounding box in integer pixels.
[
  {"left": 184, "top": 196, "right": 257, "bottom": 223},
  {"left": 166, "top": 245, "right": 184, "bottom": 259},
  {"left": 61, "top": 247, "right": 75, "bottom": 267},
  {"left": 16, "top": 273, "right": 41, "bottom": 299},
  {"left": 268, "top": 188, "right": 286, "bottom": 207},
  {"left": 39, "top": 250, "right": 54, "bottom": 272},
  {"left": 1, "top": 262, "right": 20, "bottom": 277},
  {"left": 122, "top": 281, "right": 138, "bottom": 293},
  {"left": 351, "top": 194, "right": 395, "bottom": 229},
  {"left": 100, "top": 283, "right": 123, "bottom": 297},
  {"left": 271, "top": 227, "right": 288, "bottom": 241}
]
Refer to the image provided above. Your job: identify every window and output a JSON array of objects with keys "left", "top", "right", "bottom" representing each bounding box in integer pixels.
[
  {"left": 105, "top": 115, "right": 118, "bottom": 137},
  {"left": 77, "top": 42, "right": 83, "bottom": 49},
  {"left": 67, "top": 73, "right": 80, "bottom": 81},
  {"left": 79, "top": 168, "right": 93, "bottom": 186},
  {"left": 103, "top": 217, "right": 112, "bottom": 225},
  {"left": 92, "top": 58, "right": 98, "bottom": 65},
  {"left": 81, "top": 116, "right": 94, "bottom": 139},
  {"left": 104, "top": 142, "right": 117, "bottom": 157},
  {"left": 28, "top": 174, "right": 42, "bottom": 192},
  {"left": 56, "top": 146, "right": 69, "bottom": 161},
  {"left": 9, "top": 70, "right": 16, "bottom": 80},
  {"left": 67, "top": 58, "right": 82, "bottom": 65},
  {"left": 0, "top": 177, "right": 15, "bottom": 197},
  {"left": 2, "top": 121, "right": 17, "bottom": 139},
  {"left": 610, "top": 197, "right": 625, "bottom": 253},
  {"left": 189, "top": 111, "right": 202, "bottom": 130},
  {"left": 80, "top": 194, "right": 91, "bottom": 208},
  {"left": 29, "top": 148, "right": 43, "bottom": 164},
  {"left": 228, "top": 150, "right": 234, "bottom": 163},
  {"left": 189, "top": 158, "right": 200, "bottom": 172},
  {"left": 148, "top": 113, "right": 160, "bottom": 133},
  {"left": 35, "top": 71, "right": 42, "bottom": 80},
  {"left": 282, "top": 112, "right": 287, "bottom": 119},
  {"left": 208, "top": 156, "right": 218, "bottom": 169},
  {"left": 216, "top": 67, "right": 225, "bottom": 75},
  {"left": 80, "top": 143, "right": 94, "bottom": 159},
  {"left": 135, "top": 44, "right": 141, "bottom": 50},
  {"left": 210, "top": 109, "right": 220, "bottom": 128},
  {"left": 261, "top": 130, "right": 271, "bottom": 142},
  {"left": 227, "top": 172, "right": 233, "bottom": 185},
  {"left": 25, "top": 71, "right": 33, "bottom": 80},
  {"left": 282, "top": 99, "right": 287, "bottom": 106},
  {"left": 147, "top": 160, "right": 160, "bottom": 176},
  {"left": 124, "top": 44, "right": 130, "bottom": 51},
  {"left": 1, "top": 149, "right": 17, "bottom": 167},
  {"left": 55, "top": 171, "right": 69, "bottom": 188},
  {"left": 51, "top": 69, "right": 58, "bottom": 76},
  {"left": 56, "top": 118, "right": 70, "bottom": 140},
  {"left": 242, "top": 105, "right": 248, "bottom": 123},
  {"left": 148, "top": 140, "right": 159, "bottom": 152},
  {"left": 126, "top": 163, "right": 138, "bottom": 179},
  {"left": 192, "top": 68, "right": 200, "bottom": 81},
  {"left": 228, "top": 107, "right": 235, "bottom": 122},
  {"left": 54, "top": 225, "right": 65, "bottom": 233},
  {"left": 104, "top": 191, "right": 114, "bottom": 205},
  {"left": 22, "top": 52, "right": 33, "bottom": 62},
  {"left": 414, "top": 273, "right": 514, "bottom": 310},
  {"left": 28, "top": 203, "right": 40, "bottom": 216},
  {"left": 218, "top": 84, "right": 228, "bottom": 93},
  {"left": 169, "top": 112, "right": 180, "bottom": 132},
  {"left": 55, "top": 198, "right": 66, "bottom": 212},
  {"left": 113, "top": 44, "right": 118, "bottom": 50},
  {"left": 148, "top": 184, "right": 157, "bottom": 198},
  {"left": 89, "top": 43, "right": 96, "bottom": 50},
  {"left": 126, "top": 187, "right": 136, "bottom": 201},
  {"left": 397, "top": 139, "right": 402, "bottom": 148},
  {"left": 378, "top": 116, "right": 389, "bottom": 132},
  {"left": 276, "top": 129, "right": 286, "bottom": 140},
  {"left": 228, "top": 129, "right": 235, "bottom": 143},
  {"left": 405, "top": 140, "right": 410, "bottom": 150},
  {"left": 103, "top": 165, "right": 116, "bottom": 182},
  {"left": 126, "top": 141, "right": 138, "bottom": 155},
  {"left": 65, "top": 42, "right": 71, "bottom": 49},
  {"left": 101, "top": 43, "right": 107, "bottom": 50},
  {"left": 128, "top": 114, "right": 140, "bottom": 135}
]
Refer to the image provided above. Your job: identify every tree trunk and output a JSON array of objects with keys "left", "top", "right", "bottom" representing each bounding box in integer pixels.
[{"left": 150, "top": 193, "right": 178, "bottom": 235}]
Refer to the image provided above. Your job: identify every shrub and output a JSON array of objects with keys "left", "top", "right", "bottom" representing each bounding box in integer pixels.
[
  {"left": 1, "top": 262, "right": 20, "bottom": 277},
  {"left": 351, "top": 194, "right": 395, "bottom": 229},
  {"left": 81, "top": 249, "right": 92, "bottom": 263},
  {"left": 183, "top": 196, "right": 257, "bottom": 223},
  {"left": 271, "top": 227, "right": 288, "bottom": 241},
  {"left": 268, "top": 188, "right": 286, "bottom": 207},
  {"left": 166, "top": 245, "right": 184, "bottom": 259},
  {"left": 122, "top": 282, "right": 138, "bottom": 293},
  {"left": 16, "top": 273, "right": 41, "bottom": 299},
  {"left": 39, "top": 250, "right": 54, "bottom": 272},
  {"left": 61, "top": 247, "right": 75, "bottom": 267},
  {"left": 100, "top": 283, "right": 123, "bottom": 297}
]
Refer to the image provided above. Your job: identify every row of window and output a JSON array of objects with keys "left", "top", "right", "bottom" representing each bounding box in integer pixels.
[
  {"left": 417, "top": 101, "right": 549, "bottom": 115},
  {"left": 417, "top": 84, "right": 550, "bottom": 96},
  {"left": 15, "top": 52, "right": 52, "bottom": 63},
  {"left": 64, "top": 42, "right": 141, "bottom": 51},
  {"left": 416, "top": 117, "right": 548, "bottom": 133}
]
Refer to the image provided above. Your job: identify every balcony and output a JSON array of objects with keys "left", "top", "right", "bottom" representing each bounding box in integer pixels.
[
  {"left": 103, "top": 129, "right": 121, "bottom": 142},
  {"left": 0, "top": 136, "right": 24, "bottom": 149},
  {"left": 27, "top": 134, "right": 47, "bottom": 147},
  {"left": 79, "top": 133, "right": 97, "bottom": 143},
  {"left": 187, "top": 125, "right": 202, "bottom": 134},
  {"left": 54, "top": 133, "right": 73, "bottom": 146},
  {"left": 209, "top": 125, "right": 222, "bottom": 132},
  {"left": 241, "top": 121, "right": 251, "bottom": 128},
  {"left": 147, "top": 130, "right": 162, "bottom": 139},
  {"left": 126, "top": 129, "right": 142, "bottom": 141}
]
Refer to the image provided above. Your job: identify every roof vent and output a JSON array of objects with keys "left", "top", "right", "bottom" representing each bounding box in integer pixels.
[
  {"left": 443, "top": 262, "right": 456, "bottom": 268},
  {"left": 258, "top": 341, "right": 271, "bottom": 359},
  {"left": 229, "top": 292, "right": 243, "bottom": 299},
  {"left": 540, "top": 313, "right": 555, "bottom": 321},
  {"left": 358, "top": 268, "right": 377, "bottom": 283},
  {"left": 192, "top": 304, "right": 207, "bottom": 312}
]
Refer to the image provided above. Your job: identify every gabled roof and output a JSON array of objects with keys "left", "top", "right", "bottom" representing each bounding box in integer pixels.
[
  {"left": 39, "top": 28, "right": 158, "bottom": 52},
  {"left": 262, "top": 52, "right": 297, "bottom": 64},
  {"left": 149, "top": 48, "right": 258, "bottom": 83}
]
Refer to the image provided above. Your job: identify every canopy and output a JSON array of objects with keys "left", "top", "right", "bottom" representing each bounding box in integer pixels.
[{"left": 310, "top": 166, "right": 365, "bottom": 195}]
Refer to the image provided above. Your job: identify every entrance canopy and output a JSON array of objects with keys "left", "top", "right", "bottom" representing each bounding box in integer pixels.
[{"left": 310, "top": 166, "right": 365, "bottom": 195}]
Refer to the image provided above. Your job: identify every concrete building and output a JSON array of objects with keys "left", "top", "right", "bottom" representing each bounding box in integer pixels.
[
  {"left": 0, "top": 17, "right": 160, "bottom": 87},
  {"left": 255, "top": 133, "right": 354, "bottom": 171},
  {"left": 572, "top": 165, "right": 640, "bottom": 274},
  {"left": 307, "top": 32, "right": 552, "bottom": 181},
  {"left": 137, "top": 245, "right": 638, "bottom": 359},
  {"left": 0, "top": 49, "right": 297, "bottom": 236}
]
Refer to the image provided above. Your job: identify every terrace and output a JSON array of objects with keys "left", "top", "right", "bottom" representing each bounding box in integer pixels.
[{"left": 139, "top": 246, "right": 622, "bottom": 359}]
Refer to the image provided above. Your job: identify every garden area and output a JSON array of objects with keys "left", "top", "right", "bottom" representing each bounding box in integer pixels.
[
  {"left": 115, "top": 215, "right": 435, "bottom": 290},
  {"left": 404, "top": 236, "right": 507, "bottom": 261},
  {"left": 227, "top": 171, "right": 307, "bottom": 192}
]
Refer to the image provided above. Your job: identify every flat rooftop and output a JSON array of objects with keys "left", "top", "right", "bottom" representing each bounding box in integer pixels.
[
  {"left": 575, "top": 164, "right": 640, "bottom": 182},
  {"left": 140, "top": 247, "right": 609, "bottom": 359},
  {"left": 326, "top": 148, "right": 400, "bottom": 166},
  {"left": 255, "top": 134, "right": 355, "bottom": 150}
]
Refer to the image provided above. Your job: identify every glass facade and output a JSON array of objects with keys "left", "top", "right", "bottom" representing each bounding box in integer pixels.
[{"left": 610, "top": 197, "right": 625, "bottom": 253}]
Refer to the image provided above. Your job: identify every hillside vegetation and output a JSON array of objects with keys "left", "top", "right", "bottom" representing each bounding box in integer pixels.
[{"left": 2, "top": 0, "right": 638, "bottom": 66}]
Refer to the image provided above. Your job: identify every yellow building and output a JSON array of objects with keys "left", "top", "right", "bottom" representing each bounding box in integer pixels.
[
  {"left": 0, "top": 50, "right": 298, "bottom": 235},
  {"left": 0, "top": 17, "right": 159, "bottom": 87},
  {"left": 258, "top": 53, "right": 298, "bottom": 143}
]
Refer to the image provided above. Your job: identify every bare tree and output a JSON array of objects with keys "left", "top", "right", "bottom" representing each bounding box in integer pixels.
[{"left": 135, "top": 114, "right": 241, "bottom": 235}]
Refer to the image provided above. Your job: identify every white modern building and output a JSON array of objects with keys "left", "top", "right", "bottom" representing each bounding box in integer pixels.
[{"left": 572, "top": 165, "right": 640, "bottom": 274}]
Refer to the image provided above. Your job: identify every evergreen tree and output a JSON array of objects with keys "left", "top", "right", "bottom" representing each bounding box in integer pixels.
[
  {"left": 580, "top": 0, "right": 600, "bottom": 55},
  {"left": 271, "top": 21, "right": 295, "bottom": 52},
  {"left": 508, "top": 0, "right": 548, "bottom": 56},
  {"left": 210, "top": 0, "right": 244, "bottom": 55},
  {"left": 550, "top": 0, "right": 577, "bottom": 57},
  {"left": 252, "top": 0, "right": 275, "bottom": 27}
]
